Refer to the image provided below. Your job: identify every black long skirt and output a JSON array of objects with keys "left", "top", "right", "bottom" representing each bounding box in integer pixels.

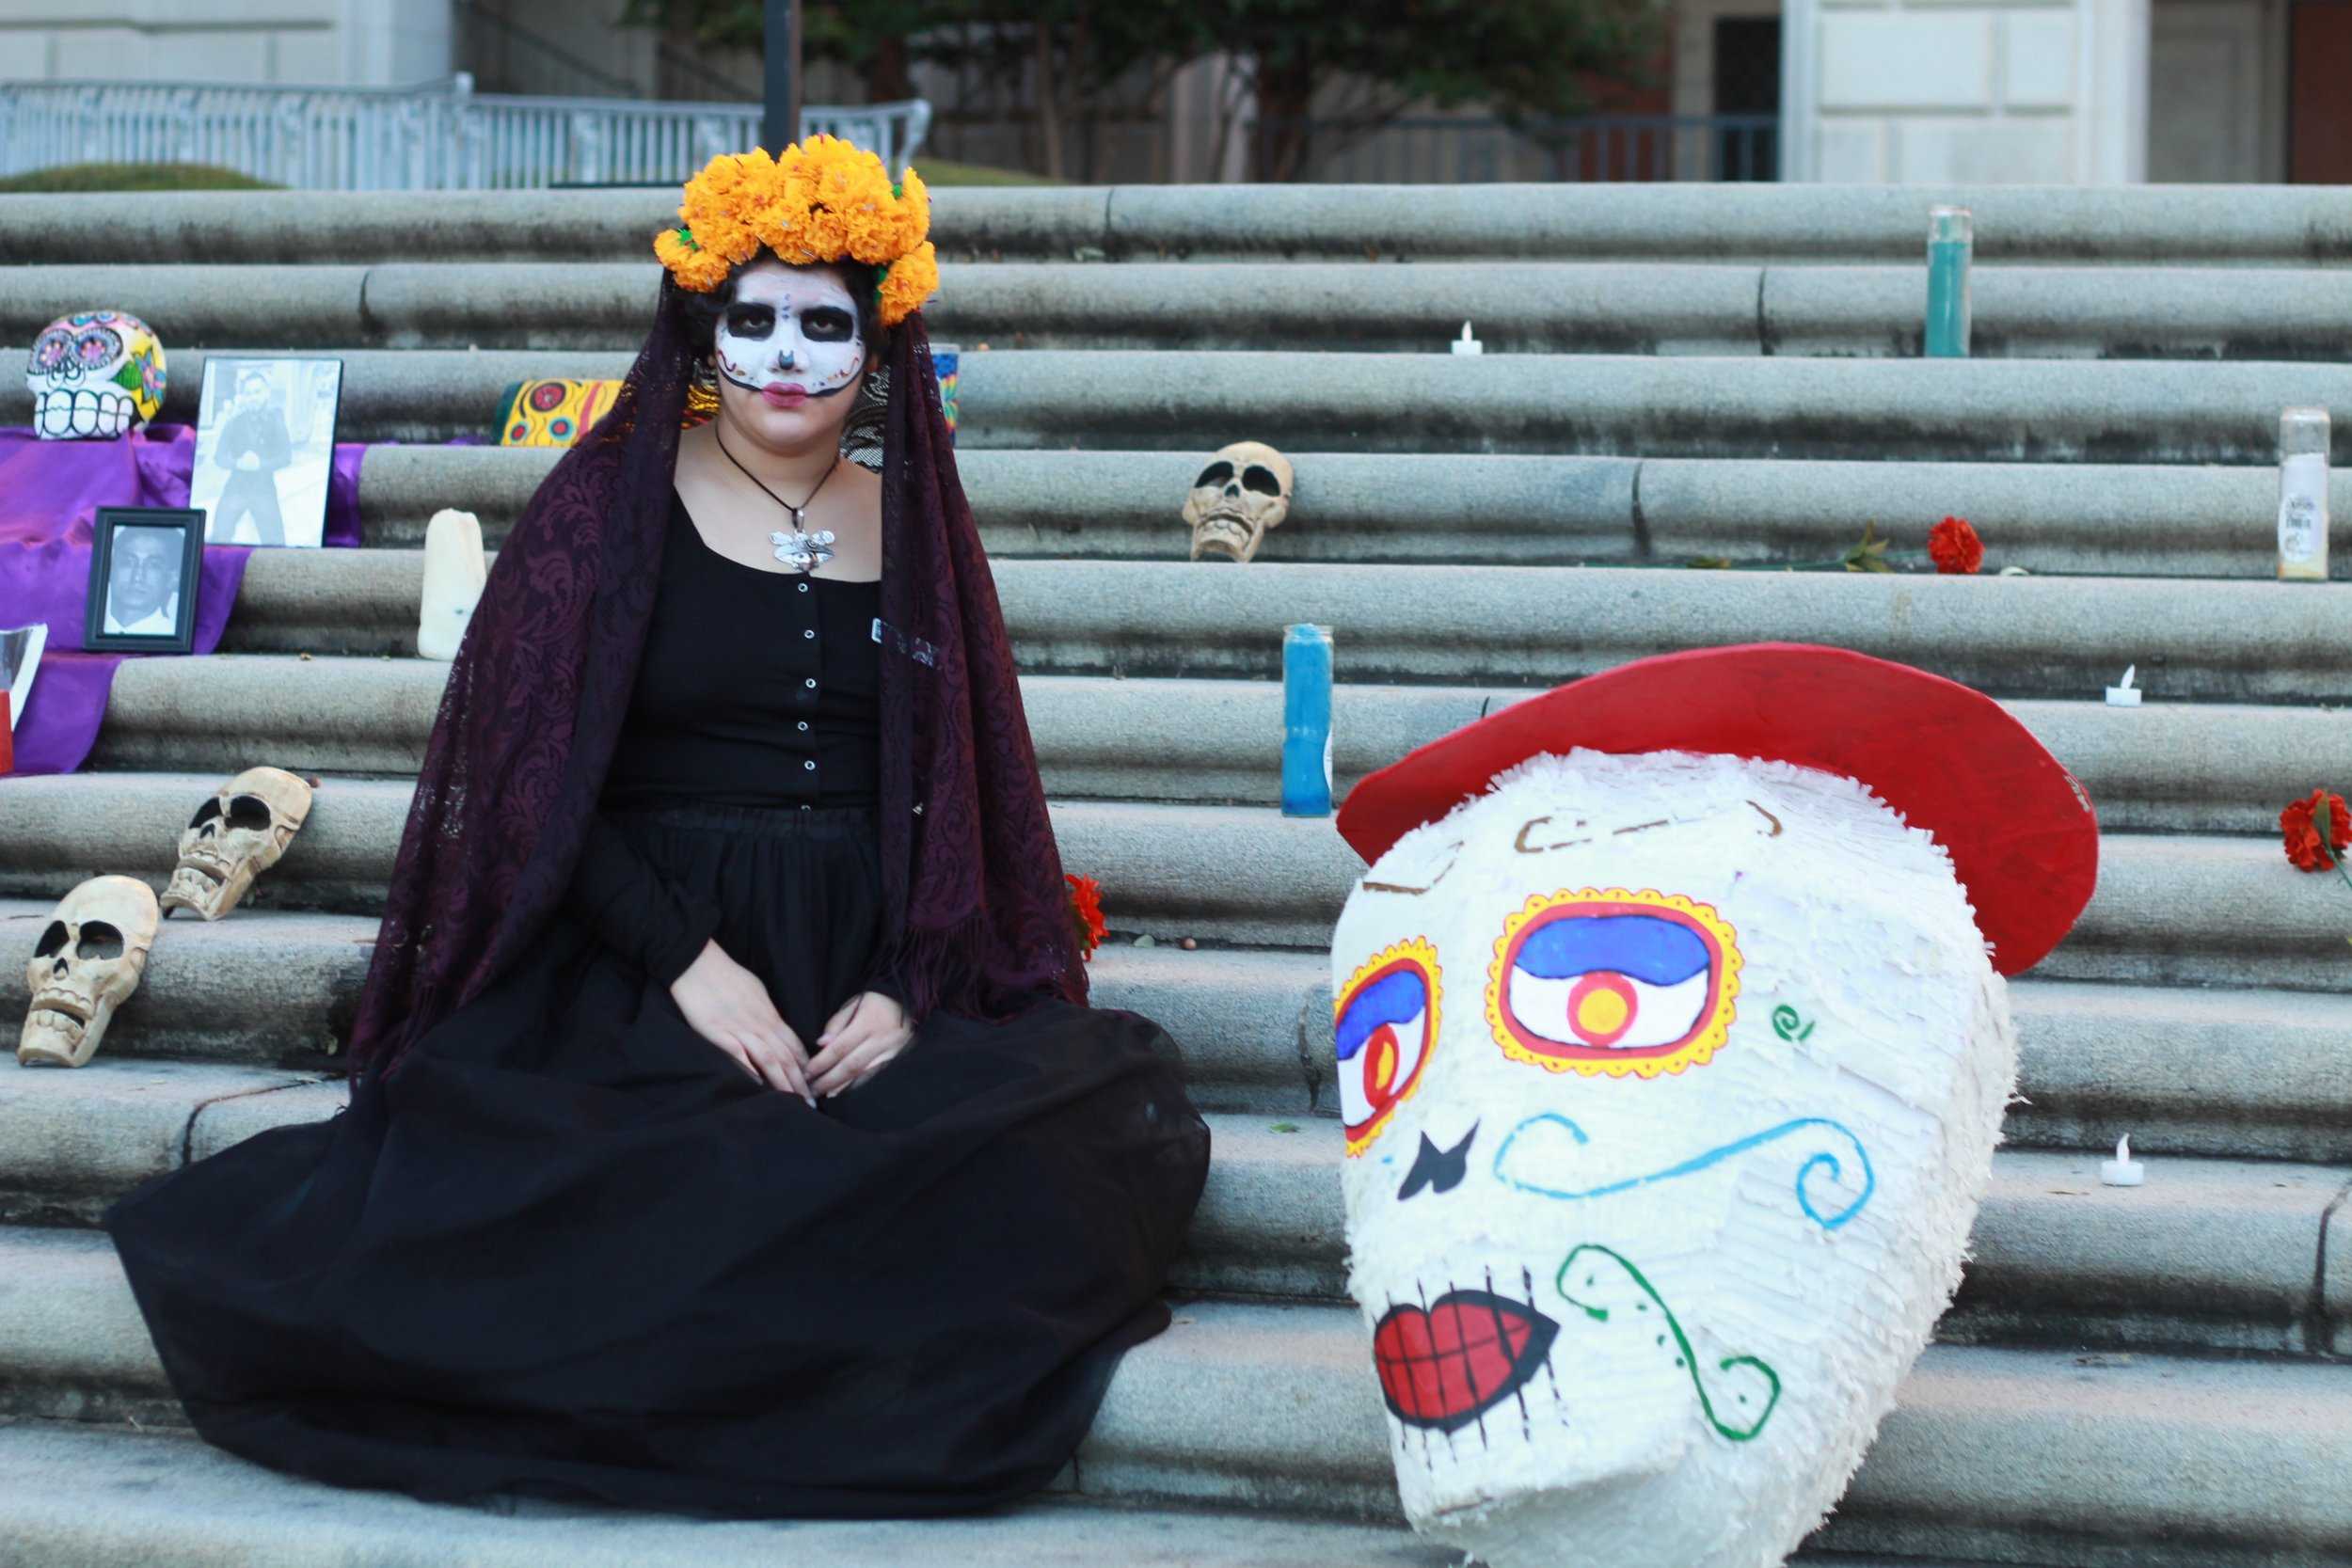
[{"left": 100, "top": 801, "right": 1213, "bottom": 1519}]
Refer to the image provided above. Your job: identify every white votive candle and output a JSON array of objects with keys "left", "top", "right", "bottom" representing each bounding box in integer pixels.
[
  {"left": 2098, "top": 1134, "right": 2145, "bottom": 1187},
  {"left": 1451, "top": 321, "right": 1483, "bottom": 356},
  {"left": 2105, "top": 665, "right": 2142, "bottom": 707}
]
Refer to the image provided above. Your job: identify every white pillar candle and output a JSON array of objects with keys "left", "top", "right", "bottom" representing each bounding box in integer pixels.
[{"left": 418, "top": 508, "right": 488, "bottom": 662}]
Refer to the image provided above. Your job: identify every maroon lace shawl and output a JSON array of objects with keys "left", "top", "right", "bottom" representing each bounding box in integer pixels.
[{"left": 345, "top": 285, "right": 1085, "bottom": 1085}]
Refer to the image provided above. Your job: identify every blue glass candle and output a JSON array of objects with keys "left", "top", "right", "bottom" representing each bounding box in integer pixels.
[
  {"left": 1925, "top": 207, "right": 1973, "bottom": 358},
  {"left": 1282, "top": 624, "right": 1334, "bottom": 818}
]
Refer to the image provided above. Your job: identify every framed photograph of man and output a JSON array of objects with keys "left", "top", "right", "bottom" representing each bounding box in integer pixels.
[
  {"left": 189, "top": 357, "right": 343, "bottom": 547},
  {"left": 85, "top": 508, "right": 204, "bottom": 653}
]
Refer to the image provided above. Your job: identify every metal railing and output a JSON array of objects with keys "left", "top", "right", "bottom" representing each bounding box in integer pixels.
[
  {"left": 1257, "top": 113, "right": 1780, "bottom": 183},
  {"left": 0, "top": 76, "right": 932, "bottom": 190}
]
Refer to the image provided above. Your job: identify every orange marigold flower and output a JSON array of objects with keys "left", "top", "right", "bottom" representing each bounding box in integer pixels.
[
  {"left": 1066, "top": 873, "right": 1107, "bottom": 958},
  {"left": 2281, "top": 787, "right": 2351, "bottom": 872},
  {"left": 877, "top": 242, "right": 939, "bottom": 327},
  {"left": 1928, "top": 515, "right": 1984, "bottom": 575}
]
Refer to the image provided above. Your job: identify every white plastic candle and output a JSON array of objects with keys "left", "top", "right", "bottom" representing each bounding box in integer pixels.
[
  {"left": 1451, "top": 320, "right": 1483, "bottom": 356},
  {"left": 418, "top": 508, "right": 488, "bottom": 662},
  {"left": 2099, "top": 1133, "right": 2145, "bottom": 1187},
  {"left": 2105, "top": 665, "right": 2142, "bottom": 707}
]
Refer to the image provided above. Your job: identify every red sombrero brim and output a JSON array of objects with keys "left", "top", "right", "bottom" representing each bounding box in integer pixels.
[{"left": 1335, "top": 643, "right": 2099, "bottom": 976}]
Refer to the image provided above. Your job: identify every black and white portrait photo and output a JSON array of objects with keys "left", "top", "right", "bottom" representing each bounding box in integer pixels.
[
  {"left": 190, "top": 358, "right": 342, "bottom": 548},
  {"left": 85, "top": 508, "right": 202, "bottom": 653}
]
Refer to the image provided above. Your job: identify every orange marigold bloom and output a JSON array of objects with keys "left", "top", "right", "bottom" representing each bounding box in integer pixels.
[
  {"left": 1928, "top": 515, "right": 1984, "bottom": 575},
  {"left": 653, "top": 136, "right": 934, "bottom": 324},
  {"left": 2281, "top": 787, "right": 2351, "bottom": 872}
]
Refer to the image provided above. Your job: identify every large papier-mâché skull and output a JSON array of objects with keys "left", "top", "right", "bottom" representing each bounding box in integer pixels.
[
  {"left": 21, "top": 875, "right": 162, "bottom": 1067},
  {"left": 27, "top": 309, "right": 167, "bottom": 439},
  {"left": 1330, "top": 747, "right": 2014, "bottom": 1568},
  {"left": 1183, "top": 441, "right": 1294, "bottom": 562},
  {"left": 162, "top": 767, "right": 314, "bottom": 921}
]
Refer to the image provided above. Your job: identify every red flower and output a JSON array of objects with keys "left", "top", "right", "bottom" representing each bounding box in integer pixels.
[
  {"left": 1065, "top": 873, "right": 1106, "bottom": 958},
  {"left": 2281, "top": 788, "right": 2351, "bottom": 872},
  {"left": 1928, "top": 515, "right": 1984, "bottom": 575}
]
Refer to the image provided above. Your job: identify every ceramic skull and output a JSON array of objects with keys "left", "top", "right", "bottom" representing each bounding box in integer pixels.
[
  {"left": 162, "top": 767, "right": 314, "bottom": 921},
  {"left": 1184, "top": 441, "right": 1294, "bottom": 563},
  {"left": 27, "top": 309, "right": 167, "bottom": 439},
  {"left": 21, "top": 876, "right": 161, "bottom": 1068},
  {"left": 1326, "top": 647, "right": 2098, "bottom": 1568}
]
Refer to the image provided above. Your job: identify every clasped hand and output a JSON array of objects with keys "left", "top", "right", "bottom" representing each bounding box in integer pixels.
[{"left": 670, "top": 938, "right": 913, "bottom": 1105}]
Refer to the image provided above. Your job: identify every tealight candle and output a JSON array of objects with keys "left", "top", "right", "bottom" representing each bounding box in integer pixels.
[
  {"left": 2105, "top": 665, "right": 2142, "bottom": 707},
  {"left": 2098, "top": 1133, "right": 2145, "bottom": 1187},
  {"left": 1450, "top": 321, "right": 1483, "bottom": 356}
]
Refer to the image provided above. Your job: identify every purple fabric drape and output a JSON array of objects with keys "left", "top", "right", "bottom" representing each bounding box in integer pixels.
[
  {"left": 345, "top": 280, "right": 1085, "bottom": 1087},
  {"left": 0, "top": 424, "right": 365, "bottom": 776}
]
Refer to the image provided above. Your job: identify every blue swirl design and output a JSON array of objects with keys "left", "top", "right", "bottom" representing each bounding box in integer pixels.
[{"left": 1494, "top": 1113, "right": 1876, "bottom": 1230}]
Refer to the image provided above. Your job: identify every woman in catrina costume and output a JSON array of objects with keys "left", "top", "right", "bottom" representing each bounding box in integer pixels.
[{"left": 103, "top": 136, "right": 1213, "bottom": 1519}]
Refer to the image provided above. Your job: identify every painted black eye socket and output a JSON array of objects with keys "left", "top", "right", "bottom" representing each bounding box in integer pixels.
[
  {"left": 1241, "top": 464, "right": 1282, "bottom": 497},
  {"left": 188, "top": 799, "right": 224, "bottom": 830},
  {"left": 803, "top": 306, "right": 856, "bottom": 341},
  {"left": 34, "top": 920, "right": 67, "bottom": 958},
  {"left": 74, "top": 922, "right": 124, "bottom": 961},
  {"left": 226, "top": 795, "right": 274, "bottom": 831},
  {"left": 722, "top": 304, "right": 776, "bottom": 339},
  {"left": 1194, "top": 461, "right": 1234, "bottom": 489}
]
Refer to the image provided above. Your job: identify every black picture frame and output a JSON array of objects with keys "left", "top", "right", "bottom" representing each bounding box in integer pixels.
[{"left": 85, "top": 507, "right": 204, "bottom": 654}]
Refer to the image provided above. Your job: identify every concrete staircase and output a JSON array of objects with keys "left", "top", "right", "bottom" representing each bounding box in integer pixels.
[{"left": 2, "top": 183, "right": 2348, "bottom": 1566}]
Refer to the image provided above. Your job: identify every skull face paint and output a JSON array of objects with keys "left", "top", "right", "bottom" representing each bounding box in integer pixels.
[
  {"left": 713, "top": 265, "right": 866, "bottom": 406},
  {"left": 161, "top": 766, "right": 315, "bottom": 921},
  {"left": 26, "top": 309, "right": 167, "bottom": 439},
  {"left": 21, "top": 876, "right": 160, "bottom": 1067},
  {"left": 1330, "top": 748, "right": 2016, "bottom": 1568}
]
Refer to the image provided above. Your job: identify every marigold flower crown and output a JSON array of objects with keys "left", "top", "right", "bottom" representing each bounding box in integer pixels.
[{"left": 652, "top": 135, "right": 938, "bottom": 328}]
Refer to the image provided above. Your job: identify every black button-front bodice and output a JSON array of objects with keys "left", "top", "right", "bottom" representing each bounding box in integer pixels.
[{"left": 600, "top": 488, "right": 883, "bottom": 810}]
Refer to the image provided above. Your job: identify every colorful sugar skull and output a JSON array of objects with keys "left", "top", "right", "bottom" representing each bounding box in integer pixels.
[
  {"left": 27, "top": 309, "right": 167, "bottom": 438},
  {"left": 1328, "top": 646, "right": 2097, "bottom": 1568}
]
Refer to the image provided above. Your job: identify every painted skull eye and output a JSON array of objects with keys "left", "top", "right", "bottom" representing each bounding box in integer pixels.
[
  {"left": 74, "top": 326, "right": 121, "bottom": 367},
  {"left": 802, "top": 305, "right": 856, "bottom": 341},
  {"left": 1334, "top": 937, "right": 1441, "bottom": 1155},
  {"left": 722, "top": 304, "right": 776, "bottom": 340},
  {"left": 1486, "top": 890, "right": 1741, "bottom": 1080},
  {"left": 1193, "top": 461, "right": 1234, "bottom": 490},
  {"left": 225, "top": 795, "right": 274, "bottom": 831},
  {"left": 1240, "top": 464, "right": 1283, "bottom": 496},
  {"left": 32, "top": 328, "right": 73, "bottom": 372}
]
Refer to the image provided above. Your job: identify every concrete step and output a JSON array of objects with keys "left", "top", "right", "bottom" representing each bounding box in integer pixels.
[
  {"left": 3, "top": 1243, "right": 2346, "bottom": 1563},
  {"left": 12, "top": 261, "right": 2349, "bottom": 360},
  {"left": 0, "top": 1423, "right": 2185, "bottom": 1568},
  {"left": 208, "top": 551, "right": 2352, "bottom": 705},
  {"left": 85, "top": 660, "right": 2352, "bottom": 838},
  {"left": 4, "top": 783, "right": 2344, "bottom": 991},
  {"left": 9, "top": 345, "right": 2350, "bottom": 458},
  {"left": 4, "top": 1066, "right": 2339, "bottom": 1354},
  {"left": 5, "top": 911, "right": 2350, "bottom": 1168},
  {"left": 8, "top": 184, "right": 2348, "bottom": 267},
  {"left": 355, "top": 446, "right": 2345, "bottom": 582}
]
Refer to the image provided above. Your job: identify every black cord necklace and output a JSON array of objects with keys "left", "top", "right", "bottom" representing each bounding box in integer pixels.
[{"left": 714, "top": 423, "right": 841, "bottom": 574}]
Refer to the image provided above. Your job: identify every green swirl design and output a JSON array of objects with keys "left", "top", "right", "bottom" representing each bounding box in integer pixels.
[{"left": 1556, "top": 1243, "right": 1782, "bottom": 1442}]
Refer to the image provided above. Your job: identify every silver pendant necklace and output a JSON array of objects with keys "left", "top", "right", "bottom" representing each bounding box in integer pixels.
[{"left": 714, "top": 425, "right": 840, "bottom": 575}]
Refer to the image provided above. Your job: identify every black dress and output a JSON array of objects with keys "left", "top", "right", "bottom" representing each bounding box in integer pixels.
[{"left": 101, "top": 489, "right": 1214, "bottom": 1519}]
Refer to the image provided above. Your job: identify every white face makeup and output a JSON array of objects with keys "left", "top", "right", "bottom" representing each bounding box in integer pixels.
[
  {"left": 1330, "top": 747, "right": 2017, "bottom": 1568},
  {"left": 713, "top": 266, "right": 866, "bottom": 405}
]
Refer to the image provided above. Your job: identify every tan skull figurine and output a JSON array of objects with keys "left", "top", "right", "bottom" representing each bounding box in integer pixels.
[
  {"left": 162, "top": 767, "right": 314, "bottom": 921},
  {"left": 1184, "top": 441, "right": 1295, "bottom": 563},
  {"left": 21, "top": 876, "right": 161, "bottom": 1067}
]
